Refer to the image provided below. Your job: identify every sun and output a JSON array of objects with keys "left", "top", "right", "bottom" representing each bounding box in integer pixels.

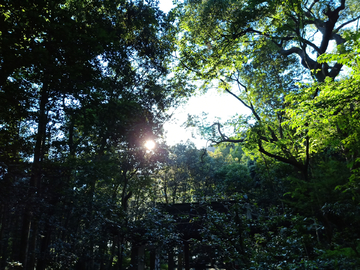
[{"left": 145, "top": 140, "right": 156, "bottom": 150}]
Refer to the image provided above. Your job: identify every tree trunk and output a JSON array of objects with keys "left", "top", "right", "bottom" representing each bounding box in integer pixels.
[
  {"left": 19, "top": 80, "right": 49, "bottom": 268},
  {"left": 19, "top": 211, "right": 32, "bottom": 269},
  {"left": 27, "top": 219, "right": 39, "bottom": 270},
  {"left": 183, "top": 241, "right": 190, "bottom": 270},
  {"left": 37, "top": 220, "right": 52, "bottom": 270},
  {"left": 0, "top": 208, "right": 10, "bottom": 270}
]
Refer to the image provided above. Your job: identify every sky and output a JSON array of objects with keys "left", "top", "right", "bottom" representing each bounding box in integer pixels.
[
  {"left": 159, "top": 1, "right": 249, "bottom": 148},
  {"left": 163, "top": 89, "right": 249, "bottom": 147}
]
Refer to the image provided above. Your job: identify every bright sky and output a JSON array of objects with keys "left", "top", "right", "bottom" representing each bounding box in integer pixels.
[
  {"left": 163, "top": 90, "right": 249, "bottom": 148},
  {"left": 159, "top": 1, "right": 249, "bottom": 148},
  {"left": 158, "top": 0, "right": 175, "bottom": 13}
]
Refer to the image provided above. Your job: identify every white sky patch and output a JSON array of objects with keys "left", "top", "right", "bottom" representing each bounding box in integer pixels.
[
  {"left": 159, "top": 1, "right": 174, "bottom": 13},
  {"left": 164, "top": 88, "right": 250, "bottom": 148}
]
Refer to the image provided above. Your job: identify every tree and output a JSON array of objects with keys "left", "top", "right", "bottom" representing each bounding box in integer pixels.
[
  {"left": 208, "top": 143, "right": 252, "bottom": 196},
  {"left": 154, "top": 142, "right": 219, "bottom": 204},
  {"left": 0, "top": 0, "right": 189, "bottom": 268},
  {"left": 174, "top": 0, "right": 360, "bottom": 262},
  {"left": 287, "top": 32, "right": 360, "bottom": 190},
  {"left": 175, "top": 0, "right": 360, "bottom": 180}
]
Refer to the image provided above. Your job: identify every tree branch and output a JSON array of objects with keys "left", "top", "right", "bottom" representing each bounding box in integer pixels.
[
  {"left": 258, "top": 140, "right": 306, "bottom": 172},
  {"left": 222, "top": 84, "right": 251, "bottom": 110},
  {"left": 306, "top": 0, "right": 318, "bottom": 16},
  {"left": 210, "top": 122, "right": 245, "bottom": 144},
  {"left": 300, "top": 38, "right": 322, "bottom": 55},
  {"left": 280, "top": 46, "right": 320, "bottom": 71},
  {"left": 335, "top": 15, "right": 360, "bottom": 32},
  {"left": 319, "top": 0, "right": 345, "bottom": 53},
  {"left": 221, "top": 77, "right": 262, "bottom": 122},
  {"left": 328, "top": 62, "right": 343, "bottom": 79}
]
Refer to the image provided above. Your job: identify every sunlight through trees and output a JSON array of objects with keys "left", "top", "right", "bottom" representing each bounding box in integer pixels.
[{"left": 1, "top": 0, "right": 360, "bottom": 269}]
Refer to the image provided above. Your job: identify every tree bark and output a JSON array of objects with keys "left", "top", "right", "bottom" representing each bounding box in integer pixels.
[{"left": 19, "top": 79, "right": 49, "bottom": 269}]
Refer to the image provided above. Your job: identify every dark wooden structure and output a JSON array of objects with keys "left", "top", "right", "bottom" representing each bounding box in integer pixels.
[{"left": 130, "top": 202, "right": 236, "bottom": 270}]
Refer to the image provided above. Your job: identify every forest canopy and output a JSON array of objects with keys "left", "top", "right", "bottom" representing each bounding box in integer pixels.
[{"left": 1, "top": 0, "right": 360, "bottom": 269}]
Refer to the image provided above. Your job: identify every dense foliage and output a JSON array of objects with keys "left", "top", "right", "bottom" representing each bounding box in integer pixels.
[
  {"left": 172, "top": 0, "right": 360, "bottom": 268},
  {"left": 1, "top": 0, "right": 360, "bottom": 269},
  {"left": 0, "top": 0, "right": 188, "bottom": 269}
]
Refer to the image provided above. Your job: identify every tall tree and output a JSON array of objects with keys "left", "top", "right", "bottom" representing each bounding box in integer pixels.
[
  {"left": 0, "top": 0, "right": 189, "bottom": 268},
  {"left": 174, "top": 0, "right": 360, "bottom": 254},
  {"left": 175, "top": 0, "right": 360, "bottom": 179}
]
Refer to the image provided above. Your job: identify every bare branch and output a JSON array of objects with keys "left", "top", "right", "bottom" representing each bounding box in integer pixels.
[
  {"left": 210, "top": 122, "right": 245, "bottom": 144},
  {"left": 280, "top": 46, "right": 320, "bottom": 71},
  {"left": 219, "top": 77, "right": 262, "bottom": 122},
  {"left": 211, "top": 138, "right": 245, "bottom": 144},
  {"left": 301, "top": 38, "right": 322, "bottom": 55},
  {"left": 279, "top": 46, "right": 303, "bottom": 56},
  {"left": 335, "top": 15, "right": 360, "bottom": 32}
]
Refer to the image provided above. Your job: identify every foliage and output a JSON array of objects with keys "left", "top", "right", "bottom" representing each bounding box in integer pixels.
[
  {"left": 174, "top": 0, "right": 360, "bottom": 180},
  {"left": 286, "top": 32, "right": 360, "bottom": 194},
  {"left": 171, "top": 0, "right": 360, "bottom": 268},
  {"left": 153, "top": 142, "right": 218, "bottom": 203},
  {"left": 0, "top": 0, "right": 188, "bottom": 269},
  {"left": 1, "top": 0, "right": 360, "bottom": 269}
]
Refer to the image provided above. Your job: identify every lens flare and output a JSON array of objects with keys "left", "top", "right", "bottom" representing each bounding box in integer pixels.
[{"left": 145, "top": 140, "right": 155, "bottom": 150}]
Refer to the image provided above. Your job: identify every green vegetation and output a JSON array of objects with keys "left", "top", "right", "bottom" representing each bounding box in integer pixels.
[{"left": 1, "top": 0, "right": 360, "bottom": 269}]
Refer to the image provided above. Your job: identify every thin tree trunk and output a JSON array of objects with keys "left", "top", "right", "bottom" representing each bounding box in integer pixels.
[
  {"left": 0, "top": 209, "right": 10, "bottom": 270},
  {"left": 118, "top": 236, "right": 123, "bottom": 270},
  {"left": 37, "top": 219, "right": 52, "bottom": 270},
  {"left": 19, "top": 80, "right": 49, "bottom": 268},
  {"left": 27, "top": 219, "right": 39, "bottom": 269},
  {"left": 11, "top": 214, "right": 22, "bottom": 264},
  {"left": 19, "top": 211, "right": 32, "bottom": 269}
]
